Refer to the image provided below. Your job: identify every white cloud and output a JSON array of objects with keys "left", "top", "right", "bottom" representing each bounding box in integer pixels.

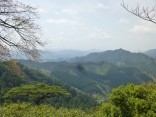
[
  {"left": 55, "top": 11, "right": 61, "bottom": 15},
  {"left": 119, "top": 18, "right": 129, "bottom": 23},
  {"left": 95, "top": 3, "right": 110, "bottom": 9},
  {"left": 88, "top": 29, "right": 110, "bottom": 39},
  {"left": 47, "top": 18, "right": 86, "bottom": 27},
  {"left": 130, "top": 23, "right": 156, "bottom": 34},
  {"left": 130, "top": 25, "right": 150, "bottom": 33},
  {"left": 89, "top": 2, "right": 110, "bottom": 13},
  {"left": 62, "top": 8, "right": 79, "bottom": 15},
  {"left": 54, "top": 7, "right": 80, "bottom": 16},
  {"left": 37, "top": 8, "right": 47, "bottom": 13},
  {"left": 59, "top": 32, "right": 65, "bottom": 36},
  {"left": 47, "top": 19, "right": 69, "bottom": 24}
]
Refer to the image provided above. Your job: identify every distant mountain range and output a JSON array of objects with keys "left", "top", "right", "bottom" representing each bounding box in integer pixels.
[
  {"left": 68, "top": 49, "right": 156, "bottom": 75},
  {"left": 19, "top": 60, "right": 152, "bottom": 97},
  {"left": 13, "top": 48, "right": 156, "bottom": 62},
  {"left": 40, "top": 49, "right": 95, "bottom": 62},
  {"left": 19, "top": 48, "right": 156, "bottom": 97},
  {"left": 144, "top": 49, "right": 156, "bottom": 58},
  {"left": 12, "top": 49, "right": 98, "bottom": 62},
  {"left": 69, "top": 49, "right": 152, "bottom": 63}
]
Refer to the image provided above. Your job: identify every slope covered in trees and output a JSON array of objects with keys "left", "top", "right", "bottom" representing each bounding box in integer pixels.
[
  {"left": 19, "top": 60, "right": 153, "bottom": 96},
  {"left": 0, "top": 61, "right": 98, "bottom": 108},
  {"left": 0, "top": 60, "right": 156, "bottom": 116}
]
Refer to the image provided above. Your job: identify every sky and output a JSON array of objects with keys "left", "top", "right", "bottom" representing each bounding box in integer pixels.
[{"left": 19, "top": 0, "right": 156, "bottom": 52}]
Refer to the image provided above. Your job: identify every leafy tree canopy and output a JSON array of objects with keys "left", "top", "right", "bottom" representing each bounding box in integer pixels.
[
  {"left": 3, "top": 83, "right": 71, "bottom": 104},
  {"left": 96, "top": 83, "right": 156, "bottom": 117}
]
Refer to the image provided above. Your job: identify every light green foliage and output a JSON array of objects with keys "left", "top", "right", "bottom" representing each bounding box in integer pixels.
[
  {"left": 1, "top": 82, "right": 156, "bottom": 116},
  {"left": 96, "top": 103, "right": 121, "bottom": 117},
  {"left": 0, "top": 103, "right": 92, "bottom": 117},
  {"left": 1, "top": 60, "right": 156, "bottom": 116},
  {"left": 3, "top": 83, "right": 71, "bottom": 104},
  {"left": 98, "top": 83, "right": 156, "bottom": 117}
]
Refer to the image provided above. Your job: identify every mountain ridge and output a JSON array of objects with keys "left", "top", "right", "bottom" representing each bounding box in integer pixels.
[
  {"left": 144, "top": 49, "right": 156, "bottom": 58},
  {"left": 69, "top": 48, "right": 154, "bottom": 63},
  {"left": 19, "top": 59, "right": 153, "bottom": 97}
]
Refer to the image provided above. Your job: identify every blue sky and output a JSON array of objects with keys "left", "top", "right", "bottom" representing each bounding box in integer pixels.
[{"left": 20, "top": 0, "right": 156, "bottom": 52}]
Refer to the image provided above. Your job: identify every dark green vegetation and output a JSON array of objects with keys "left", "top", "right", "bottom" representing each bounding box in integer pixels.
[
  {"left": 0, "top": 83, "right": 156, "bottom": 116},
  {"left": 0, "top": 61, "right": 98, "bottom": 108},
  {"left": 1, "top": 49, "right": 156, "bottom": 116},
  {"left": 70, "top": 49, "right": 151, "bottom": 63},
  {"left": 18, "top": 49, "right": 156, "bottom": 105},
  {"left": 69, "top": 49, "right": 156, "bottom": 76},
  {"left": 3, "top": 83, "right": 70, "bottom": 105}
]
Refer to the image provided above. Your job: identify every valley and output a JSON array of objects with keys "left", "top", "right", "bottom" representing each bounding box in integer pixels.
[{"left": 19, "top": 49, "right": 156, "bottom": 98}]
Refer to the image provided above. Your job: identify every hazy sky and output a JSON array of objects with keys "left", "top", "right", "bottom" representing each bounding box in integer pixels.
[{"left": 20, "top": 0, "right": 156, "bottom": 52}]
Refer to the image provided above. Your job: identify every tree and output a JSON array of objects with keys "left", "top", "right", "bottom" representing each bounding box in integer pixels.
[
  {"left": 97, "top": 83, "right": 156, "bottom": 117},
  {"left": 0, "top": 0, "right": 44, "bottom": 61},
  {"left": 121, "top": 1, "right": 156, "bottom": 24},
  {"left": 96, "top": 103, "right": 121, "bottom": 117},
  {"left": 0, "top": 44, "right": 10, "bottom": 60},
  {"left": 3, "top": 83, "right": 71, "bottom": 105}
]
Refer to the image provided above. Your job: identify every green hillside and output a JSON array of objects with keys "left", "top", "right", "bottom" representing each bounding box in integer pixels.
[
  {"left": 19, "top": 60, "right": 153, "bottom": 97},
  {"left": 0, "top": 61, "right": 98, "bottom": 108},
  {"left": 69, "top": 49, "right": 156, "bottom": 76},
  {"left": 0, "top": 60, "right": 156, "bottom": 116},
  {"left": 69, "top": 49, "right": 152, "bottom": 63}
]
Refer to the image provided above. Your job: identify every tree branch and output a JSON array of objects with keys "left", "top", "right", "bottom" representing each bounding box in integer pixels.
[{"left": 121, "top": 1, "right": 156, "bottom": 24}]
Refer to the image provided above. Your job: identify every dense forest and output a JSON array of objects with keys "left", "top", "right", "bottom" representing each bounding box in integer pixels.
[{"left": 0, "top": 57, "right": 156, "bottom": 116}]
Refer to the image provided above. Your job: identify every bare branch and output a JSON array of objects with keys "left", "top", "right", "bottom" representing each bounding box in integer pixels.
[
  {"left": 121, "top": 1, "right": 156, "bottom": 24},
  {"left": 0, "top": 0, "right": 44, "bottom": 61}
]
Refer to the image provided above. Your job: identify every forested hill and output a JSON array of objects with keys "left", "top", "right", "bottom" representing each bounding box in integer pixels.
[
  {"left": 19, "top": 60, "right": 153, "bottom": 97},
  {"left": 69, "top": 49, "right": 154, "bottom": 63},
  {"left": 18, "top": 49, "right": 156, "bottom": 99},
  {"left": 144, "top": 49, "right": 156, "bottom": 58},
  {"left": 68, "top": 49, "right": 156, "bottom": 76},
  {"left": 1, "top": 52, "right": 156, "bottom": 116},
  {"left": 0, "top": 61, "right": 97, "bottom": 108}
]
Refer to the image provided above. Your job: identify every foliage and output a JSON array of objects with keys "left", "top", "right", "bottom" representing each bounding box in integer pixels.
[
  {"left": 22, "top": 66, "right": 98, "bottom": 108},
  {"left": 1, "top": 59, "right": 156, "bottom": 116},
  {"left": 1, "top": 83, "right": 156, "bottom": 117},
  {"left": 0, "top": 60, "right": 98, "bottom": 108},
  {"left": 3, "top": 83, "right": 71, "bottom": 104},
  {"left": 0, "top": 61, "right": 27, "bottom": 104},
  {"left": 0, "top": 103, "right": 92, "bottom": 117},
  {"left": 97, "top": 83, "right": 156, "bottom": 117},
  {"left": 20, "top": 60, "right": 153, "bottom": 97},
  {"left": 96, "top": 103, "right": 121, "bottom": 117}
]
